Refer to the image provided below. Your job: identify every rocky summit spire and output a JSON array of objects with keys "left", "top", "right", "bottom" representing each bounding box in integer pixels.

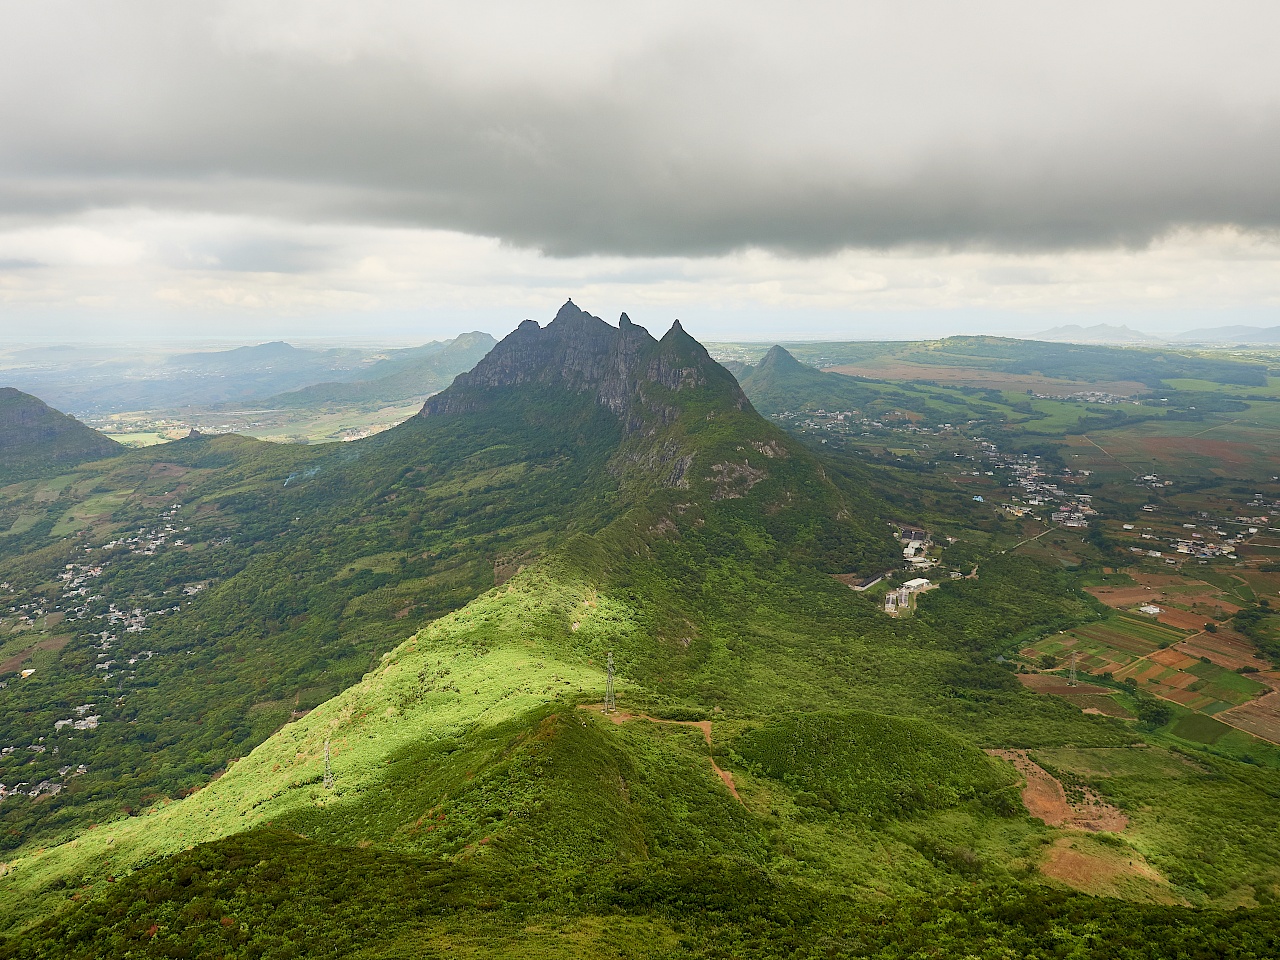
[{"left": 419, "top": 302, "right": 748, "bottom": 429}]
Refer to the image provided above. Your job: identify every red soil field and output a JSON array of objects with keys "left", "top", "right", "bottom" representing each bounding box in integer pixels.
[
  {"left": 1018, "top": 674, "right": 1110, "bottom": 697},
  {"left": 986, "top": 749, "right": 1128, "bottom": 832},
  {"left": 1150, "top": 648, "right": 1198, "bottom": 669},
  {"left": 1157, "top": 608, "right": 1215, "bottom": 630}
]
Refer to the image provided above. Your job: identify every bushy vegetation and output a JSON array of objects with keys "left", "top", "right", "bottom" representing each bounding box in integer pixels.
[
  {"left": 7, "top": 827, "right": 1280, "bottom": 959},
  {"left": 729, "top": 711, "right": 1019, "bottom": 819}
]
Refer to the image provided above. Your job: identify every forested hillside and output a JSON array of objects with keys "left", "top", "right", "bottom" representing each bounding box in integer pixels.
[{"left": 3, "top": 306, "right": 1280, "bottom": 957}]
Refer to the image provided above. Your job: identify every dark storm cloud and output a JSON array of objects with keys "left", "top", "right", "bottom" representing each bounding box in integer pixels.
[{"left": 2, "top": 1, "right": 1279, "bottom": 258}]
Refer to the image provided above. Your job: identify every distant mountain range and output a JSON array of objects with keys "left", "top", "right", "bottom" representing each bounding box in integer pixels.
[
  {"left": 1173, "top": 325, "right": 1280, "bottom": 343},
  {"left": 265, "top": 332, "right": 496, "bottom": 408},
  {"left": 1029, "top": 324, "right": 1159, "bottom": 344},
  {"left": 1030, "top": 322, "right": 1280, "bottom": 345},
  {"left": 0, "top": 333, "right": 496, "bottom": 414}
]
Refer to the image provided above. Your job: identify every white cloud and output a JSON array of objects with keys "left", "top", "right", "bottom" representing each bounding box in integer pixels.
[
  {"left": 0, "top": 211, "right": 1277, "bottom": 341},
  {"left": 0, "top": 3, "right": 1278, "bottom": 340}
]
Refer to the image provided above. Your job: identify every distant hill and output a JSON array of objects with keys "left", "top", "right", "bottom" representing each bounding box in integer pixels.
[
  {"left": 0, "top": 337, "right": 487, "bottom": 414},
  {"left": 0, "top": 387, "right": 121, "bottom": 483},
  {"left": 266, "top": 332, "right": 496, "bottom": 408},
  {"left": 738, "top": 345, "right": 999, "bottom": 425},
  {"left": 1029, "top": 323, "right": 1159, "bottom": 344},
  {"left": 1175, "top": 325, "right": 1280, "bottom": 344},
  {"left": 738, "top": 344, "right": 865, "bottom": 416}
]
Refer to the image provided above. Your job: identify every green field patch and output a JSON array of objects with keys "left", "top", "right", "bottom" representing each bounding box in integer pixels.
[
  {"left": 1170, "top": 713, "right": 1233, "bottom": 744},
  {"left": 1034, "top": 746, "right": 1192, "bottom": 780},
  {"left": 1, "top": 511, "right": 41, "bottom": 537},
  {"left": 47, "top": 489, "right": 132, "bottom": 536},
  {"left": 332, "top": 551, "right": 410, "bottom": 579},
  {"left": 1073, "top": 625, "right": 1157, "bottom": 657},
  {"left": 1112, "top": 614, "right": 1190, "bottom": 643},
  {"left": 1200, "top": 699, "right": 1237, "bottom": 715},
  {"left": 1188, "top": 661, "right": 1268, "bottom": 697},
  {"left": 102, "top": 432, "right": 175, "bottom": 447},
  {"left": 31, "top": 474, "right": 76, "bottom": 503}
]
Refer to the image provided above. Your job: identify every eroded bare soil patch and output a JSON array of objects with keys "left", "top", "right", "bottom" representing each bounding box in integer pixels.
[{"left": 986, "top": 749, "right": 1127, "bottom": 831}]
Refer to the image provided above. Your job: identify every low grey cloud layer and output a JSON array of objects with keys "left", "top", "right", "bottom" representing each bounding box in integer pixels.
[{"left": 3, "top": 1, "right": 1279, "bottom": 258}]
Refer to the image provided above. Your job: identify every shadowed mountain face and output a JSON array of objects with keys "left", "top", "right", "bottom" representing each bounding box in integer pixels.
[
  {"left": 422, "top": 301, "right": 750, "bottom": 432},
  {"left": 0, "top": 387, "right": 120, "bottom": 483}
]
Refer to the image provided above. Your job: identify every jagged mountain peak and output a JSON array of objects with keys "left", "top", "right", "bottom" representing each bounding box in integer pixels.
[{"left": 420, "top": 303, "right": 747, "bottom": 426}]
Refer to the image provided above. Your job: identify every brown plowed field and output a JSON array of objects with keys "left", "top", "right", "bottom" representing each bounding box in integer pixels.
[
  {"left": 1158, "top": 608, "right": 1216, "bottom": 630},
  {"left": 1150, "top": 647, "right": 1198, "bottom": 669},
  {"left": 1176, "top": 631, "right": 1269, "bottom": 674},
  {"left": 1087, "top": 578, "right": 1238, "bottom": 630},
  {"left": 1040, "top": 837, "right": 1183, "bottom": 904},
  {"left": 1018, "top": 674, "right": 1110, "bottom": 697},
  {"left": 0, "top": 635, "right": 70, "bottom": 674},
  {"left": 1219, "top": 692, "right": 1280, "bottom": 744},
  {"left": 1088, "top": 586, "right": 1166, "bottom": 606},
  {"left": 1133, "top": 435, "right": 1253, "bottom": 467}
]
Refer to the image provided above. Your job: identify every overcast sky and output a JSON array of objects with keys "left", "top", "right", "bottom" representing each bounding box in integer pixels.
[{"left": 1, "top": 1, "right": 1279, "bottom": 343}]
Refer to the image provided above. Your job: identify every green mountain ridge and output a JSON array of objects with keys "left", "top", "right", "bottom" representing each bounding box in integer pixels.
[{"left": 0, "top": 388, "right": 121, "bottom": 484}]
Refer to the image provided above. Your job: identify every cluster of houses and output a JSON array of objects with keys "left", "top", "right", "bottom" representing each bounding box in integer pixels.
[
  {"left": 0, "top": 761, "right": 88, "bottom": 805},
  {"left": 770, "top": 408, "right": 964, "bottom": 445},
  {"left": 1029, "top": 390, "right": 1140, "bottom": 405},
  {"left": 54, "top": 704, "right": 100, "bottom": 732},
  {"left": 884, "top": 577, "right": 934, "bottom": 616},
  {"left": 979, "top": 443, "right": 1096, "bottom": 528},
  {"left": 1122, "top": 515, "right": 1260, "bottom": 563},
  {"left": 895, "top": 524, "right": 938, "bottom": 570},
  {"left": 99, "top": 502, "right": 190, "bottom": 558},
  {"left": 0, "top": 501, "right": 213, "bottom": 807}
]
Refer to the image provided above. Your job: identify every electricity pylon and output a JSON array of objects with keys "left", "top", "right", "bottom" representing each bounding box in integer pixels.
[{"left": 604, "top": 651, "right": 616, "bottom": 713}]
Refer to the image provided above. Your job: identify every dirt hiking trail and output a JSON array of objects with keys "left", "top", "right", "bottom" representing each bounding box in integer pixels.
[{"left": 584, "top": 705, "right": 742, "bottom": 803}]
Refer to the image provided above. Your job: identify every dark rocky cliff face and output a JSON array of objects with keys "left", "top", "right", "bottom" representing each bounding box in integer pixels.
[{"left": 420, "top": 301, "right": 749, "bottom": 432}]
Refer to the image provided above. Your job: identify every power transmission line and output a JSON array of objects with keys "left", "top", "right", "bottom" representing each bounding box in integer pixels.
[{"left": 604, "top": 651, "right": 616, "bottom": 714}]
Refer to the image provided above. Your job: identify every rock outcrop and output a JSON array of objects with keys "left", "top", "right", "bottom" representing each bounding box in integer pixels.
[{"left": 420, "top": 301, "right": 749, "bottom": 433}]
